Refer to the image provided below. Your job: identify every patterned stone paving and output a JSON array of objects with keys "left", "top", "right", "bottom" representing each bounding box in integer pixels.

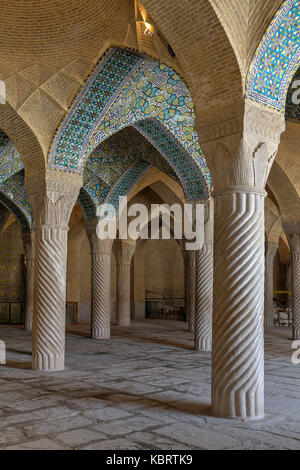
[{"left": 0, "top": 321, "right": 299, "bottom": 450}]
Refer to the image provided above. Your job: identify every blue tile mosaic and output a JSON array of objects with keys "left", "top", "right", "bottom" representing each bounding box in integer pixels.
[
  {"left": 49, "top": 47, "right": 211, "bottom": 199},
  {"left": 247, "top": 0, "right": 300, "bottom": 113}
]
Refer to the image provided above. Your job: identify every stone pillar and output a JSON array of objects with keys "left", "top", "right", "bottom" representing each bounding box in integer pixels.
[
  {"left": 27, "top": 175, "right": 81, "bottom": 371},
  {"left": 195, "top": 199, "right": 213, "bottom": 351},
  {"left": 133, "top": 241, "right": 146, "bottom": 320},
  {"left": 86, "top": 219, "right": 113, "bottom": 339},
  {"left": 212, "top": 187, "right": 266, "bottom": 419},
  {"left": 199, "top": 102, "right": 285, "bottom": 419},
  {"left": 116, "top": 240, "right": 136, "bottom": 326},
  {"left": 186, "top": 250, "right": 196, "bottom": 332},
  {"left": 283, "top": 223, "right": 300, "bottom": 340},
  {"left": 264, "top": 242, "right": 278, "bottom": 327},
  {"left": 22, "top": 232, "right": 35, "bottom": 331}
]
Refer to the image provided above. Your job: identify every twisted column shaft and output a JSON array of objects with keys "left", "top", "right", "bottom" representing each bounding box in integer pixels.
[
  {"left": 186, "top": 251, "right": 196, "bottom": 332},
  {"left": 264, "top": 242, "right": 277, "bottom": 328},
  {"left": 282, "top": 224, "right": 300, "bottom": 340},
  {"left": 212, "top": 189, "right": 265, "bottom": 419},
  {"left": 117, "top": 263, "right": 131, "bottom": 326},
  {"left": 116, "top": 240, "right": 135, "bottom": 327},
  {"left": 23, "top": 232, "right": 35, "bottom": 331},
  {"left": 91, "top": 252, "right": 111, "bottom": 338},
  {"left": 28, "top": 177, "right": 81, "bottom": 371},
  {"left": 86, "top": 222, "right": 113, "bottom": 340},
  {"left": 32, "top": 226, "right": 68, "bottom": 371},
  {"left": 291, "top": 252, "right": 300, "bottom": 340},
  {"left": 195, "top": 242, "right": 213, "bottom": 351},
  {"left": 25, "top": 258, "right": 35, "bottom": 331}
]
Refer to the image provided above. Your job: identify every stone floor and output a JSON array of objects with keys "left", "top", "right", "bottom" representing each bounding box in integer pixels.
[{"left": 0, "top": 320, "right": 299, "bottom": 450}]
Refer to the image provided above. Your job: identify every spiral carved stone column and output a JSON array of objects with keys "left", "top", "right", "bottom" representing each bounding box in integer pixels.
[
  {"left": 28, "top": 177, "right": 81, "bottom": 371},
  {"left": 86, "top": 221, "right": 113, "bottom": 339},
  {"left": 194, "top": 199, "right": 213, "bottom": 351},
  {"left": 291, "top": 253, "right": 300, "bottom": 339},
  {"left": 91, "top": 252, "right": 111, "bottom": 338},
  {"left": 116, "top": 240, "right": 136, "bottom": 327},
  {"left": 195, "top": 243, "right": 213, "bottom": 351},
  {"left": 264, "top": 242, "right": 278, "bottom": 328},
  {"left": 186, "top": 251, "right": 196, "bottom": 332},
  {"left": 23, "top": 232, "right": 35, "bottom": 331},
  {"left": 212, "top": 188, "right": 265, "bottom": 419},
  {"left": 200, "top": 102, "right": 285, "bottom": 420},
  {"left": 283, "top": 224, "right": 300, "bottom": 340}
]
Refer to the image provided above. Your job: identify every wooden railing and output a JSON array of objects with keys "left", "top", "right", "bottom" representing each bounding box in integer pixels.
[
  {"left": 0, "top": 301, "right": 24, "bottom": 324},
  {"left": 145, "top": 297, "right": 186, "bottom": 321}
]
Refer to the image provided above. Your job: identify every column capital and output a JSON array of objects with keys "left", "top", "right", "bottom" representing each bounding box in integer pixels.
[
  {"left": 26, "top": 171, "right": 82, "bottom": 228},
  {"left": 115, "top": 239, "right": 136, "bottom": 265},
  {"left": 199, "top": 101, "right": 285, "bottom": 192},
  {"left": 85, "top": 218, "right": 113, "bottom": 254}
]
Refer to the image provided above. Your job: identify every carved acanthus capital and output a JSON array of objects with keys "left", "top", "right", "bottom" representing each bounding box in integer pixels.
[
  {"left": 115, "top": 239, "right": 136, "bottom": 265},
  {"left": 283, "top": 222, "right": 300, "bottom": 254},
  {"left": 85, "top": 218, "right": 113, "bottom": 254},
  {"left": 186, "top": 249, "right": 196, "bottom": 263},
  {"left": 243, "top": 101, "right": 285, "bottom": 145},
  {"left": 26, "top": 172, "right": 82, "bottom": 228},
  {"left": 199, "top": 101, "right": 285, "bottom": 192}
]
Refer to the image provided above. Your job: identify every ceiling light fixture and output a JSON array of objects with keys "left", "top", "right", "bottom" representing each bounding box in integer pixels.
[{"left": 144, "top": 22, "right": 154, "bottom": 37}]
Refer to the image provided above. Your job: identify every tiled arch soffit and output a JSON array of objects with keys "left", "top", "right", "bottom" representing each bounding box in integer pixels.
[
  {"left": 246, "top": 0, "right": 300, "bottom": 114},
  {"left": 48, "top": 47, "right": 211, "bottom": 201}
]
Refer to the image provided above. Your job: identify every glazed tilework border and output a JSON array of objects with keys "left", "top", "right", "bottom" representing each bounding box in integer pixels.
[
  {"left": 0, "top": 192, "right": 30, "bottom": 233},
  {"left": 135, "top": 118, "right": 209, "bottom": 201},
  {"left": 0, "top": 171, "right": 32, "bottom": 228},
  {"left": 78, "top": 187, "right": 97, "bottom": 220},
  {"left": 0, "top": 131, "right": 23, "bottom": 184},
  {"left": 82, "top": 124, "right": 180, "bottom": 205},
  {"left": 49, "top": 47, "right": 142, "bottom": 172},
  {"left": 246, "top": 0, "right": 300, "bottom": 113},
  {"left": 105, "top": 161, "right": 150, "bottom": 210}
]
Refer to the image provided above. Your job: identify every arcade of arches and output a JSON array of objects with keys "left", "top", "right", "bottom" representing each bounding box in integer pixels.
[{"left": 0, "top": 0, "right": 300, "bottom": 450}]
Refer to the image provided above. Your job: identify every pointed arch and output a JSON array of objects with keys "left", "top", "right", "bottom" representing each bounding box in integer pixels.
[
  {"left": 0, "top": 191, "right": 31, "bottom": 233},
  {"left": 48, "top": 47, "right": 210, "bottom": 197},
  {"left": 0, "top": 170, "right": 32, "bottom": 229},
  {"left": 0, "top": 104, "right": 45, "bottom": 175}
]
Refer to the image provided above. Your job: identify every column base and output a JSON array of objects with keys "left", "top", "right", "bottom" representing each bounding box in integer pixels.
[
  {"left": 293, "top": 328, "right": 300, "bottom": 340},
  {"left": 117, "top": 319, "right": 130, "bottom": 327},
  {"left": 212, "top": 389, "right": 264, "bottom": 420},
  {"left": 194, "top": 337, "right": 211, "bottom": 351},
  {"left": 32, "top": 354, "right": 64, "bottom": 372},
  {"left": 24, "top": 322, "right": 32, "bottom": 332},
  {"left": 91, "top": 327, "right": 110, "bottom": 339}
]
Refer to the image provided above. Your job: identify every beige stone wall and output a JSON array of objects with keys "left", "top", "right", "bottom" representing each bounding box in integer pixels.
[
  {"left": 0, "top": 221, "right": 24, "bottom": 301},
  {"left": 66, "top": 226, "right": 185, "bottom": 322},
  {"left": 143, "top": 238, "right": 184, "bottom": 300},
  {"left": 67, "top": 223, "right": 117, "bottom": 323}
]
